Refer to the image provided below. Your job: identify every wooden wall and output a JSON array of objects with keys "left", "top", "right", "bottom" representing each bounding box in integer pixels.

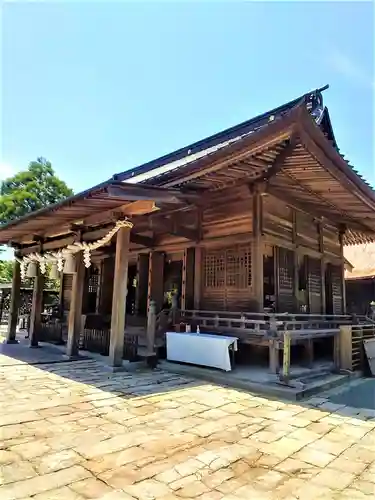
[
  {"left": 197, "top": 192, "right": 344, "bottom": 314},
  {"left": 122, "top": 189, "right": 346, "bottom": 315}
]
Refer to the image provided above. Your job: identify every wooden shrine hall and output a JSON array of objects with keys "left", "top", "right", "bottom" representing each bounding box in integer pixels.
[{"left": 1, "top": 84, "right": 375, "bottom": 371}]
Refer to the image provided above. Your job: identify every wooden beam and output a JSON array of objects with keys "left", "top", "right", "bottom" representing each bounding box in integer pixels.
[
  {"left": 106, "top": 184, "right": 200, "bottom": 205},
  {"left": 130, "top": 233, "right": 155, "bottom": 248},
  {"left": 151, "top": 217, "right": 200, "bottom": 241},
  {"left": 66, "top": 253, "right": 85, "bottom": 357},
  {"left": 18, "top": 224, "right": 123, "bottom": 256},
  {"left": 109, "top": 226, "right": 131, "bottom": 367},
  {"left": 5, "top": 261, "right": 21, "bottom": 344},
  {"left": 29, "top": 269, "right": 44, "bottom": 348}
]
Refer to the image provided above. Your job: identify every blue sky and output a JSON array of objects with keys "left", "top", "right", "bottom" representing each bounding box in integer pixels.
[{"left": 1, "top": 1, "right": 374, "bottom": 192}]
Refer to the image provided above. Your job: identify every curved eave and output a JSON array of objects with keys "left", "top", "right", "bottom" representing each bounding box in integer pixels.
[{"left": 298, "top": 107, "right": 375, "bottom": 210}]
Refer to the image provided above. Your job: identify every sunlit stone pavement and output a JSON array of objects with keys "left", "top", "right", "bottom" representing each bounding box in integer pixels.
[{"left": 0, "top": 354, "right": 374, "bottom": 500}]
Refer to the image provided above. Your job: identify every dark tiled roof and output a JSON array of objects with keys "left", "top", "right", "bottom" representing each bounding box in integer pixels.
[{"left": 114, "top": 85, "right": 333, "bottom": 185}]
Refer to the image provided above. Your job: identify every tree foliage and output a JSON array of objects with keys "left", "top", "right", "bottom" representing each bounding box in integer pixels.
[
  {"left": 0, "top": 157, "right": 73, "bottom": 225},
  {"left": 0, "top": 260, "right": 14, "bottom": 284},
  {"left": 0, "top": 260, "right": 59, "bottom": 289}
]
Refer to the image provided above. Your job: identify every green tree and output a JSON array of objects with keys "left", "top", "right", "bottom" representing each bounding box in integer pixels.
[
  {"left": 0, "top": 157, "right": 73, "bottom": 224},
  {"left": 0, "top": 259, "right": 60, "bottom": 289},
  {"left": 0, "top": 260, "right": 14, "bottom": 284}
]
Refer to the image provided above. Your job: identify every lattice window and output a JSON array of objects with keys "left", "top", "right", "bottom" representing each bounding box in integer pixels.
[
  {"left": 226, "top": 247, "right": 252, "bottom": 288},
  {"left": 204, "top": 250, "right": 225, "bottom": 288},
  {"left": 279, "top": 248, "right": 293, "bottom": 290},
  {"left": 203, "top": 246, "right": 252, "bottom": 289},
  {"left": 88, "top": 268, "right": 100, "bottom": 293},
  {"left": 307, "top": 257, "right": 321, "bottom": 295},
  {"left": 331, "top": 266, "right": 342, "bottom": 297}
]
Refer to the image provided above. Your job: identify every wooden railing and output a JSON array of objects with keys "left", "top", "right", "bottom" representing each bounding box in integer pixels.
[
  {"left": 340, "top": 323, "right": 375, "bottom": 372},
  {"left": 39, "top": 315, "right": 65, "bottom": 345},
  {"left": 163, "top": 309, "right": 371, "bottom": 383}
]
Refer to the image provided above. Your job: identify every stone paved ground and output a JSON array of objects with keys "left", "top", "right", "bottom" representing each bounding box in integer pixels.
[
  {"left": 0, "top": 356, "right": 374, "bottom": 500},
  {"left": 319, "top": 378, "right": 375, "bottom": 411}
]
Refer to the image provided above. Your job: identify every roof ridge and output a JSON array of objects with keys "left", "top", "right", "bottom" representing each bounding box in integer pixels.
[{"left": 114, "top": 85, "right": 329, "bottom": 183}]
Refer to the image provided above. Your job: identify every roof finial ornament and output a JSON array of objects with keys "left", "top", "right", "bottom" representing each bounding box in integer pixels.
[{"left": 306, "top": 88, "right": 325, "bottom": 124}]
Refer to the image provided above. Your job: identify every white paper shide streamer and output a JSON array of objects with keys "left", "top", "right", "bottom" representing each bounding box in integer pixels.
[{"left": 16, "top": 219, "right": 133, "bottom": 279}]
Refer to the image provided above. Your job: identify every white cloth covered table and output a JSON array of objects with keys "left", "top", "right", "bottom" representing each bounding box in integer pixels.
[{"left": 166, "top": 331, "right": 238, "bottom": 371}]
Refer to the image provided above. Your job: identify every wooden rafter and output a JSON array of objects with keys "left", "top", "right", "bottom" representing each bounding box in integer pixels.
[
  {"left": 259, "top": 134, "right": 298, "bottom": 182},
  {"left": 268, "top": 187, "right": 373, "bottom": 234}
]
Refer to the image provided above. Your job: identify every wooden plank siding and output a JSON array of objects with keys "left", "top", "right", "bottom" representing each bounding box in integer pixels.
[{"left": 120, "top": 191, "right": 346, "bottom": 315}]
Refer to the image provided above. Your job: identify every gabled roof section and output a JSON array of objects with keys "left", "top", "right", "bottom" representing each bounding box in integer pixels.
[{"left": 115, "top": 85, "right": 332, "bottom": 185}]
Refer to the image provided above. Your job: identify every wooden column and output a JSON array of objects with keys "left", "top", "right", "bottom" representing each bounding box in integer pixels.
[
  {"left": 109, "top": 226, "right": 131, "bottom": 367},
  {"left": 98, "top": 256, "right": 115, "bottom": 315},
  {"left": 292, "top": 211, "right": 299, "bottom": 312},
  {"left": 135, "top": 254, "right": 149, "bottom": 316},
  {"left": 318, "top": 222, "right": 326, "bottom": 314},
  {"left": 58, "top": 271, "right": 64, "bottom": 316},
  {"left": 66, "top": 253, "right": 85, "bottom": 357},
  {"left": 29, "top": 268, "right": 44, "bottom": 348},
  {"left": 339, "top": 227, "right": 347, "bottom": 314},
  {"left": 181, "top": 248, "right": 195, "bottom": 310},
  {"left": 339, "top": 325, "right": 353, "bottom": 371},
  {"left": 194, "top": 247, "right": 202, "bottom": 310},
  {"left": 251, "top": 187, "right": 264, "bottom": 312},
  {"left": 147, "top": 252, "right": 164, "bottom": 313},
  {"left": 6, "top": 260, "right": 21, "bottom": 344}
]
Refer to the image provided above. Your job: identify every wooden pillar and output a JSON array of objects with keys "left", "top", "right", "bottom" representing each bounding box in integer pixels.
[
  {"left": 320, "top": 260, "right": 326, "bottom": 314},
  {"left": 109, "top": 226, "right": 131, "bottom": 367},
  {"left": 194, "top": 247, "right": 202, "bottom": 310},
  {"left": 181, "top": 248, "right": 195, "bottom": 310},
  {"left": 292, "top": 211, "right": 299, "bottom": 312},
  {"left": 98, "top": 256, "right": 115, "bottom": 315},
  {"left": 147, "top": 252, "right": 164, "bottom": 313},
  {"left": 66, "top": 253, "right": 85, "bottom": 357},
  {"left": 339, "top": 228, "right": 347, "bottom": 314},
  {"left": 251, "top": 187, "right": 264, "bottom": 312},
  {"left": 135, "top": 254, "right": 149, "bottom": 316},
  {"left": 29, "top": 268, "right": 44, "bottom": 348},
  {"left": 58, "top": 271, "right": 64, "bottom": 315},
  {"left": 146, "top": 300, "right": 156, "bottom": 356},
  {"left": 95, "top": 263, "right": 102, "bottom": 313},
  {"left": 339, "top": 325, "right": 353, "bottom": 371},
  {"left": 6, "top": 260, "right": 21, "bottom": 344},
  {"left": 318, "top": 223, "right": 326, "bottom": 314}
]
